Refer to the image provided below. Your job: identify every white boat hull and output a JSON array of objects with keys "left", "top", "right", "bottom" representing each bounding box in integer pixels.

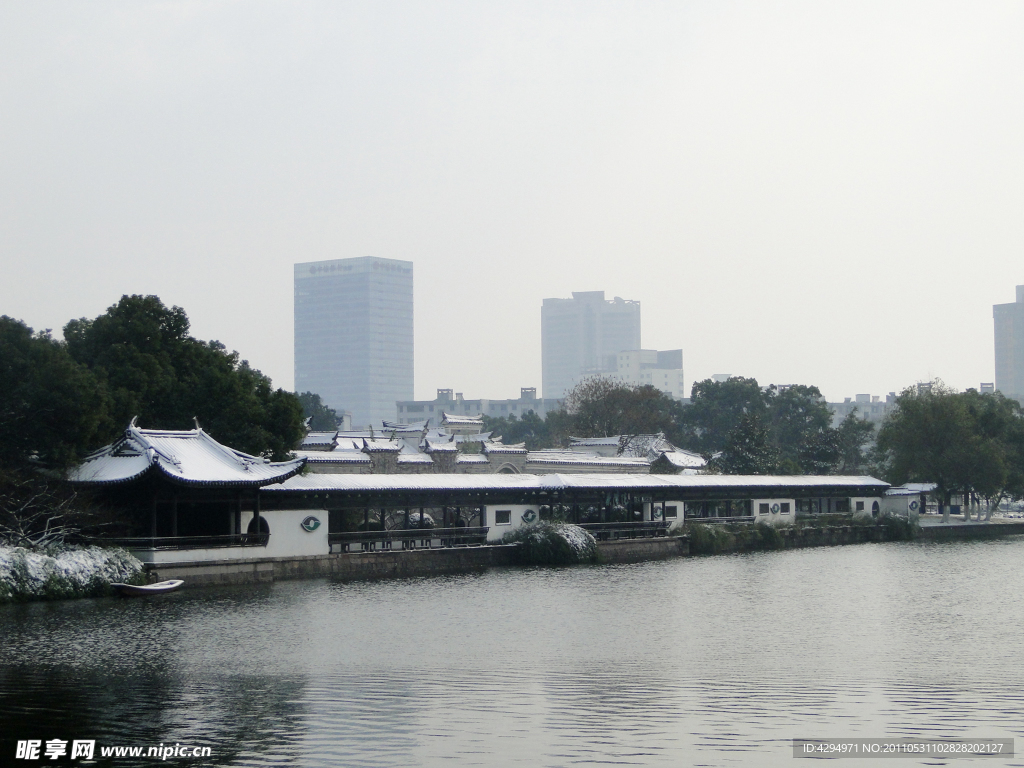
[{"left": 112, "top": 579, "right": 184, "bottom": 596}]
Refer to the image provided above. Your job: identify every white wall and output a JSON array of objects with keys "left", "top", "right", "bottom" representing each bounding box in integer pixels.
[
  {"left": 484, "top": 504, "right": 540, "bottom": 542},
  {"left": 245, "top": 508, "right": 330, "bottom": 557},
  {"left": 752, "top": 498, "right": 796, "bottom": 526},
  {"left": 879, "top": 495, "right": 916, "bottom": 520},
  {"left": 849, "top": 497, "right": 882, "bottom": 519},
  {"left": 137, "top": 508, "right": 331, "bottom": 564}
]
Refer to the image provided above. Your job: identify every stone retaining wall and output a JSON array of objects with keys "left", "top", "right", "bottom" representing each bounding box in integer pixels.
[
  {"left": 917, "top": 521, "right": 1024, "bottom": 541},
  {"left": 146, "top": 521, "right": 1024, "bottom": 588},
  {"left": 149, "top": 545, "right": 519, "bottom": 587},
  {"left": 596, "top": 537, "right": 689, "bottom": 563}
]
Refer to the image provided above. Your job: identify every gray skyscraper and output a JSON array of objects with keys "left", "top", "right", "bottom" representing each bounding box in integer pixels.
[
  {"left": 542, "top": 291, "right": 641, "bottom": 399},
  {"left": 294, "top": 257, "right": 413, "bottom": 427},
  {"left": 994, "top": 285, "right": 1024, "bottom": 399}
]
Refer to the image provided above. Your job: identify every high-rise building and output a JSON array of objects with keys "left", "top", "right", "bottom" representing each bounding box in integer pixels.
[
  {"left": 614, "top": 349, "right": 685, "bottom": 398},
  {"left": 541, "top": 291, "right": 641, "bottom": 399},
  {"left": 294, "top": 257, "right": 413, "bottom": 427},
  {"left": 994, "top": 285, "right": 1024, "bottom": 399}
]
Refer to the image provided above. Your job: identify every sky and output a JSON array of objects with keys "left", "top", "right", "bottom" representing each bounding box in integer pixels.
[{"left": 2, "top": 1, "right": 1023, "bottom": 404}]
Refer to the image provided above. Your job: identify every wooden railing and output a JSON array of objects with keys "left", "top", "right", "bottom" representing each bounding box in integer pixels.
[
  {"left": 328, "top": 527, "right": 489, "bottom": 553},
  {"left": 86, "top": 534, "right": 270, "bottom": 550},
  {"left": 578, "top": 521, "right": 670, "bottom": 540}
]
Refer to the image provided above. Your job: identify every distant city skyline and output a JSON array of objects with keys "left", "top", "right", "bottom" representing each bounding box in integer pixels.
[{"left": 2, "top": 3, "right": 1020, "bottom": 404}]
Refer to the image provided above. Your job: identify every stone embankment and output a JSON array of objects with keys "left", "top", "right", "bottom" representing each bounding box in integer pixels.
[{"left": 127, "top": 519, "right": 1024, "bottom": 589}]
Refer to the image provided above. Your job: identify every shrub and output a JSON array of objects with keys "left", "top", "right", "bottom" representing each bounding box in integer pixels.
[
  {"left": 751, "top": 521, "right": 783, "bottom": 550},
  {"left": 502, "top": 522, "right": 598, "bottom": 566},
  {"left": 685, "top": 523, "right": 736, "bottom": 555},
  {"left": 880, "top": 513, "right": 918, "bottom": 541},
  {"left": 0, "top": 545, "right": 146, "bottom": 603}
]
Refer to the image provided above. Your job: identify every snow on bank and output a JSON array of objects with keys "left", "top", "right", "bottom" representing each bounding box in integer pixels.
[{"left": 0, "top": 545, "right": 145, "bottom": 602}]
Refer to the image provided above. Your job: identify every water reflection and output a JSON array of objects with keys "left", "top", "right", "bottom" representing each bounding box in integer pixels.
[{"left": 3, "top": 540, "right": 1024, "bottom": 766}]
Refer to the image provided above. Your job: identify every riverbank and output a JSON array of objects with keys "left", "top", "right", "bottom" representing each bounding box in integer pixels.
[
  {"left": 10, "top": 517, "right": 1024, "bottom": 596},
  {"left": 146, "top": 515, "right": 1024, "bottom": 588}
]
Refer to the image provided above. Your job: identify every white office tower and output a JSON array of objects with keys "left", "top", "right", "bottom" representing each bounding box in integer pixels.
[
  {"left": 294, "top": 257, "right": 413, "bottom": 427},
  {"left": 541, "top": 291, "right": 641, "bottom": 399}
]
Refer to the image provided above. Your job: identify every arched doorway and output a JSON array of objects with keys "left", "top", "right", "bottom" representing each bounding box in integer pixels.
[{"left": 247, "top": 515, "right": 270, "bottom": 535}]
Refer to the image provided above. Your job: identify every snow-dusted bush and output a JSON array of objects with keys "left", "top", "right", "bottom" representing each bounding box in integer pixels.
[
  {"left": 502, "top": 522, "right": 598, "bottom": 566},
  {"left": 0, "top": 545, "right": 146, "bottom": 602}
]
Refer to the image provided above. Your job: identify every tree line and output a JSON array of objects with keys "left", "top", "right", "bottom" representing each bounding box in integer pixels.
[
  {"left": 485, "top": 376, "right": 874, "bottom": 475},
  {"left": 1, "top": 295, "right": 308, "bottom": 473},
  {"left": 4, "top": 293, "right": 1023, "bottom": 514}
]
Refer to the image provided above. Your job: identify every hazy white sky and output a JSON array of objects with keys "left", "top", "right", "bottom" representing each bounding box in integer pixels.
[{"left": 2, "top": 1, "right": 1022, "bottom": 403}]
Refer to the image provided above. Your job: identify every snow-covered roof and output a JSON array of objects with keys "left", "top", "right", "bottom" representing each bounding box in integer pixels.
[
  {"left": 441, "top": 412, "right": 484, "bottom": 425},
  {"left": 656, "top": 450, "right": 707, "bottom": 469},
  {"left": 424, "top": 438, "right": 458, "bottom": 453},
  {"left": 300, "top": 431, "right": 338, "bottom": 448},
  {"left": 265, "top": 473, "right": 889, "bottom": 495},
  {"left": 568, "top": 436, "right": 621, "bottom": 447},
  {"left": 382, "top": 420, "right": 429, "bottom": 432},
  {"left": 457, "top": 454, "right": 490, "bottom": 464},
  {"left": 526, "top": 450, "right": 649, "bottom": 468},
  {"left": 483, "top": 441, "right": 527, "bottom": 455},
  {"left": 397, "top": 453, "right": 434, "bottom": 464},
  {"left": 70, "top": 421, "right": 305, "bottom": 487},
  {"left": 894, "top": 482, "right": 938, "bottom": 493},
  {"left": 293, "top": 450, "right": 370, "bottom": 464},
  {"left": 362, "top": 438, "right": 400, "bottom": 453}
]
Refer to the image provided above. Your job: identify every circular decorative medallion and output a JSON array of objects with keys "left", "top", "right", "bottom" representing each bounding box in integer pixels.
[
  {"left": 771, "top": 503, "right": 780, "bottom": 514},
  {"left": 301, "top": 515, "right": 321, "bottom": 532},
  {"left": 909, "top": 501, "right": 919, "bottom": 511},
  {"left": 521, "top": 509, "right": 537, "bottom": 523}
]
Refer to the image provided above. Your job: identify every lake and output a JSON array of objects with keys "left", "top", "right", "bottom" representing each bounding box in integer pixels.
[{"left": 3, "top": 537, "right": 1024, "bottom": 766}]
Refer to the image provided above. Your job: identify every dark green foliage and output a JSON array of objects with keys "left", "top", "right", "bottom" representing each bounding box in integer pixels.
[
  {"left": 677, "top": 377, "right": 765, "bottom": 456},
  {"left": 835, "top": 410, "right": 876, "bottom": 473},
  {"left": 751, "top": 521, "right": 783, "bottom": 549},
  {"left": 552, "top": 378, "right": 681, "bottom": 443},
  {"left": 297, "top": 392, "right": 339, "bottom": 431},
  {"left": 712, "top": 414, "right": 780, "bottom": 474},
  {"left": 502, "top": 522, "right": 598, "bottom": 566},
  {"left": 482, "top": 410, "right": 553, "bottom": 450},
  {"left": 876, "top": 382, "right": 1024, "bottom": 508},
  {"left": 64, "top": 295, "right": 304, "bottom": 460},
  {"left": 0, "top": 317, "right": 110, "bottom": 470},
  {"left": 680, "top": 377, "right": 846, "bottom": 474}
]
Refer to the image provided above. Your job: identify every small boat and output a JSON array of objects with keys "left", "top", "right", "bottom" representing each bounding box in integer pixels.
[{"left": 111, "top": 579, "right": 184, "bottom": 597}]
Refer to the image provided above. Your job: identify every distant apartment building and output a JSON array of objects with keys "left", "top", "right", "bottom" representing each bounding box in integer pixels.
[
  {"left": 396, "top": 388, "right": 563, "bottom": 424},
  {"left": 541, "top": 291, "right": 642, "bottom": 399},
  {"left": 994, "top": 286, "right": 1024, "bottom": 399},
  {"left": 829, "top": 393, "right": 896, "bottom": 428},
  {"left": 614, "top": 349, "right": 685, "bottom": 398},
  {"left": 294, "top": 257, "right": 414, "bottom": 428}
]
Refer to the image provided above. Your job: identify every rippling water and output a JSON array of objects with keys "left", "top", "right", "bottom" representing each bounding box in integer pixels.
[{"left": 3, "top": 538, "right": 1024, "bottom": 766}]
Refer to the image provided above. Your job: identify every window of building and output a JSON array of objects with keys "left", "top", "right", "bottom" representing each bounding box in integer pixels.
[
  {"left": 495, "top": 510, "right": 512, "bottom": 525},
  {"left": 759, "top": 503, "right": 769, "bottom": 515},
  {"left": 664, "top": 506, "right": 678, "bottom": 519},
  {"left": 856, "top": 501, "right": 865, "bottom": 512},
  {"left": 835, "top": 499, "right": 849, "bottom": 512},
  {"left": 780, "top": 503, "right": 790, "bottom": 514}
]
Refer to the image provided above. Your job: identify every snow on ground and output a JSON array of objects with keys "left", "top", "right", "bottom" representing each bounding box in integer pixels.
[{"left": 0, "top": 545, "right": 145, "bottom": 602}]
